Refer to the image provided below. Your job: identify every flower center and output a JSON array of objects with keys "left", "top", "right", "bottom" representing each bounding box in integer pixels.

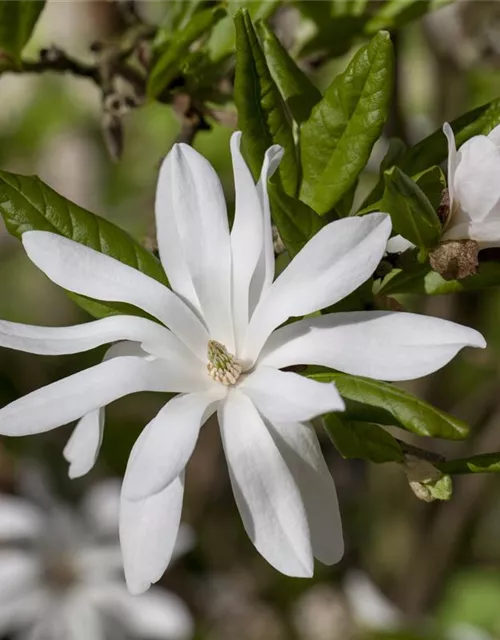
[{"left": 207, "top": 340, "right": 242, "bottom": 385}]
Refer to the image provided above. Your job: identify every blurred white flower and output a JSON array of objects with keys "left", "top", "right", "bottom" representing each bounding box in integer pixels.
[
  {"left": 0, "top": 480, "right": 193, "bottom": 640},
  {"left": 0, "top": 133, "right": 485, "bottom": 592},
  {"left": 343, "top": 570, "right": 402, "bottom": 632}
]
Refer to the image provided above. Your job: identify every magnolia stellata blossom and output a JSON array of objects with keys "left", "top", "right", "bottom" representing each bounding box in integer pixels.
[
  {"left": 0, "top": 133, "right": 485, "bottom": 593},
  {"left": 387, "top": 123, "right": 500, "bottom": 253},
  {"left": 0, "top": 480, "right": 193, "bottom": 640}
]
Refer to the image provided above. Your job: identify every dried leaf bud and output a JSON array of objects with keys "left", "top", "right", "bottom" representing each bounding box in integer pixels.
[
  {"left": 429, "top": 239, "right": 479, "bottom": 280},
  {"left": 403, "top": 455, "right": 453, "bottom": 502},
  {"left": 437, "top": 188, "right": 451, "bottom": 224}
]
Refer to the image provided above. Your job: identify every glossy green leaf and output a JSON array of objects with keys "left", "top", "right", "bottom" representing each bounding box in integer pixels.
[
  {"left": 268, "top": 181, "right": 323, "bottom": 257},
  {"left": 324, "top": 414, "right": 404, "bottom": 463},
  {"left": 381, "top": 166, "right": 441, "bottom": 249},
  {"left": 300, "top": 31, "right": 394, "bottom": 215},
  {"left": 257, "top": 21, "right": 321, "bottom": 124},
  {"left": 401, "top": 98, "right": 500, "bottom": 176},
  {"left": 308, "top": 370, "right": 470, "bottom": 440},
  {"left": 0, "top": 171, "right": 167, "bottom": 318},
  {"left": 378, "top": 261, "right": 500, "bottom": 296},
  {"left": 208, "top": 0, "right": 279, "bottom": 63},
  {"left": 234, "top": 9, "right": 299, "bottom": 196},
  {"left": 438, "top": 453, "right": 500, "bottom": 475},
  {"left": 0, "top": 0, "right": 45, "bottom": 63},
  {"left": 148, "top": 5, "right": 226, "bottom": 99}
]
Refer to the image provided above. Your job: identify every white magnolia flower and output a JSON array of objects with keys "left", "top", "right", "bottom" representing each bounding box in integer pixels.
[
  {"left": 0, "top": 479, "right": 193, "bottom": 640},
  {"left": 0, "top": 133, "right": 485, "bottom": 593},
  {"left": 387, "top": 123, "right": 500, "bottom": 253},
  {"left": 442, "top": 122, "right": 500, "bottom": 246}
]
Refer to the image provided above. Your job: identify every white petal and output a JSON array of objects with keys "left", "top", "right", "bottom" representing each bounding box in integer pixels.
[
  {"left": 243, "top": 213, "right": 392, "bottom": 364},
  {"left": 88, "top": 584, "right": 194, "bottom": 640},
  {"left": 0, "top": 355, "right": 206, "bottom": 436},
  {"left": 0, "top": 588, "right": 47, "bottom": 634},
  {"left": 82, "top": 479, "right": 121, "bottom": 536},
  {"left": 22, "top": 231, "right": 209, "bottom": 359},
  {"left": 249, "top": 145, "right": 284, "bottom": 316},
  {"left": 219, "top": 390, "right": 313, "bottom": 577},
  {"left": 120, "top": 474, "right": 185, "bottom": 595},
  {"left": 0, "top": 314, "right": 173, "bottom": 356},
  {"left": 163, "top": 144, "right": 234, "bottom": 348},
  {"left": 453, "top": 135, "right": 500, "bottom": 224},
  {"left": 385, "top": 235, "right": 415, "bottom": 254},
  {"left": 239, "top": 366, "right": 344, "bottom": 423},
  {"left": 269, "top": 421, "right": 343, "bottom": 565},
  {"left": 230, "top": 132, "right": 265, "bottom": 353},
  {"left": 75, "top": 545, "right": 123, "bottom": 582},
  {"left": 63, "top": 410, "right": 104, "bottom": 479},
  {"left": 63, "top": 341, "right": 150, "bottom": 480},
  {"left": 488, "top": 123, "right": 500, "bottom": 147},
  {"left": 443, "top": 122, "right": 458, "bottom": 209},
  {"left": 53, "top": 595, "right": 105, "bottom": 640},
  {"left": 259, "top": 311, "right": 486, "bottom": 381},
  {"left": 344, "top": 570, "right": 402, "bottom": 631},
  {"left": 0, "top": 496, "right": 43, "bottom": 540},
  {"left": 123, "top": 388, "right": 225, "bottom": 500},
  {"left": 441, "top": 218, "right": 500, "bottom": 249}
]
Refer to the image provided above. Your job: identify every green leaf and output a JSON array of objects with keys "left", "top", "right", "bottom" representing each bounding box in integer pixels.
[
  {"left": 400, "top": 98, "right": 500, "bottom": 176},
  {"left": 300, "top": 31, "right": 394, "bottom": 215},
  {"left": 234, "top": 9, "right": 299, "bottom": 196},
  {"left": 437, "top": 453, "right": 500, "bottom": 475},
  {"left": 147, "top": 5, "right": 226, "bottom": 99},
  {"left": 308, "top": 370, "right": 470, "bottom": 440},
  {"left": 268, "top": 181, "right": 323, "bottom": 257},
  {"left": 0, "top": 171, "right": 167, "bottom": 318},
  {"left": 0, "top": 0, "right": 45, "bottom": 63},
  {"left": 378, "top": 261, "right": 500, "bottom": 296},
  {"left": 324, "top": 413, "right": 404, "bottom": 463},
  {"left": 381, "top": 166, "right": 441, "bottom": 249},
  {"left": 365, "top": 0, "right": 438, "bottom": 34},
  {"left": 257, "top": 21, "right": 321, "bottom": 124},
  {"left": 208, "top": 0, "right": 279, "bottom": 64}
]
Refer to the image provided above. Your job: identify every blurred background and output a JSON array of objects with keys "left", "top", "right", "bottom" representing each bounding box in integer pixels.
[{"left": 0, "top": 1, "right": 500, "bottom": 639}]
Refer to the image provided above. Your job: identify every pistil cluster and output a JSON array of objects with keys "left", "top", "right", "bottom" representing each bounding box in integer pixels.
[{"left": 207, "top": 340, "right": 242, "bottom": 385}]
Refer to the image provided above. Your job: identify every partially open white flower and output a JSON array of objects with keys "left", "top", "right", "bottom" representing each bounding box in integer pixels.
[
  {"left": 0, "top": 480, "right": 193, "bottom": 640},
  {"left": 442, "top": 122, "right": 500, "bottom": 246},
  {"left": 0, "top": 133, "right": 485, "bottom": 593}
]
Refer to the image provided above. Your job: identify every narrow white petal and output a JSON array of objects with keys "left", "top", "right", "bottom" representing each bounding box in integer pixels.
[
  {"left": 453, "top": 135, "right": 500, "bottom": 224},
  {"left": 443, "top": 122, "right": 458, "bottom": 209},
  {"left": 0, "top": 496, "right": 43, "bottom": 540},
  {"left": 259, "top": 311, "right": 486, "bottom": 381},
  {"left": 120, "top": 474, "right": 185, "bottom": 595},
  {"left": 63, "top": 409, "right": 103, "bottom": 479},
  {"left": 22, "top": 231, "right": 209, "bottom": 359},
  {"left": 230, "top": 132, "right": 265, "bottom": 353},
  {"left": 239, "top": 366, "right": 344, "bottom": 423},
  {"left": 248, "top": 144, "right": 285, "bottom": 316},
  {"left": 87, "top": 584, "right": 194, "bottom": 640},
  {"left": 270, "top": 421, "right": 344, "bottom": 565},
  {"left": 0, "top": 355, "right": 207, "bottom": 436},
  {"left": 243, "top": 213, "right": 392, "bottom": 364},
  {"left": 0, "top": 315, "right": 172, "bottom": 356},
  {"left": 167, "top": 144, "right": 234, "bottom": 349},
  {"left": 63, "top": 342, "right": 154, "bottom": 479},
  {"left": 219, "top": 390, "right": 313, "bottom": 577},
  {"left": 385, "top": 235, "right": 415, "bottom": 254},
  {"left": 56, "top": 596, "right": 105, "bottom": 640},
  {"left": 123, "top": 388, "right": 225, "bottom": 500}
]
